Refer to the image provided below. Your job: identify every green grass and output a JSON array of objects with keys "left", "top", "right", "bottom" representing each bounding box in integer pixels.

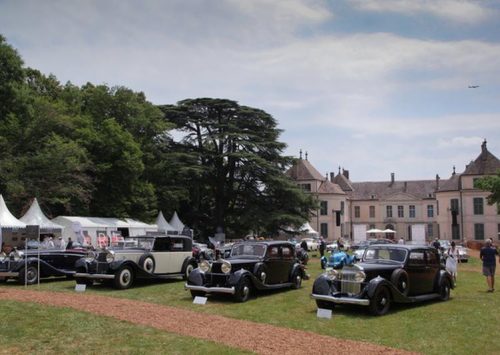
[{"left": 2, "top": 254, "right": 499, "bottom": 354}]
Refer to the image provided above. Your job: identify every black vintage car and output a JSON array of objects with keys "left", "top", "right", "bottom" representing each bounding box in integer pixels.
[
  {"left": 185, "top": 241, "right": 304, "bottom": 302},
  {"left": 74, "top": 234, "right": 197, "bottom": 289},
  {"left": 0, "top": 247, "right": 87, "bottom": 285},
  {"left": 311, "top": 244, "right": 454, "bottom": 315}
]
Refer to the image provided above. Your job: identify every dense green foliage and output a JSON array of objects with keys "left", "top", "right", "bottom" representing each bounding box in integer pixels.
[
  {"left": 0, "top": 35, "right": 314, "bottom": 238},
  {"left": 476, "top": 171, "right": 500, "bottom": 206}
]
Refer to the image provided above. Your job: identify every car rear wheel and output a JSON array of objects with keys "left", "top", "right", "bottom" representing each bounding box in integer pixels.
[
  {"left": 369, "top": 286, "right": 391, "bottom": 316},
  {"left": 113, "top": 266, "right": 134, "bottom": 290},
  {"left": 439, "top": 278, "right": 451, "bottom": 301},
  {"left": 234, "top": 277, "right": 252, "bottom": 302},
  {"left": 19, "top": 265, "right": 39, "bottom": 285}
]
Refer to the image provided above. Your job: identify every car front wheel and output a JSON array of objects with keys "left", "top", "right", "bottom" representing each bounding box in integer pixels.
[
  {"left": 439, "top": 279, "right": 451, "bottom": 301},
  {"left": 19, "top": 265, "right": 39, "bottom": 285},
  {"left": 234, "top": 277, "right": 252, "bottom": 302},
  {"left": 113, "top": 266, "right": 134, "bottom": 290},
  {"left": 369, "top": 286, "right": 391, "bottom": 316}
]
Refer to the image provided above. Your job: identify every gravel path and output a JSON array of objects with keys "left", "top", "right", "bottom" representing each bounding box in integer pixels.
[{"left": 0, "top": 287, "right": 418, "bottom": 355}]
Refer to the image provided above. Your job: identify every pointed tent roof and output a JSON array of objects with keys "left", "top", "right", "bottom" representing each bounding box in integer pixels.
[
  {"left": 19, "top": 198, "right": 64, "bottom": 231},
  {"left": 169, "top": 211, "right": 185, "bottom": 232},
  {"left": 299, "top": 222, "right": 318, "bottom": 237},
  {"left": 156, "top": 211, "right": 175, "bottom": 232},
  {"left": 0, "top": 195, "right": 26, "bottom": 228}
]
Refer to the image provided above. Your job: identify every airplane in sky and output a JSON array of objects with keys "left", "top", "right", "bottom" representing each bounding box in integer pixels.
[{"left": 468, "top": 85, "right": 479, "bottom": 88}]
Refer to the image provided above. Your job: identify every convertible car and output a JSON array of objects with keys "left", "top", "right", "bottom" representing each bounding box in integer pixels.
[
  {"left": 311, "top": 244, "right": 454, "bottom": 316},
  {"left": 185, "top": 241, "right": 304, "bottom": 302},
  {"left": 0, "top": 246, "right": 87, "bottom": 285}
]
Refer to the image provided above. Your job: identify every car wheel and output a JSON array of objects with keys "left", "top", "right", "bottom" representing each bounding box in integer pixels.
[
  {"left": 19, "top": 265, "right": 39, "bottom": 285},
  {"left": 141, "top": 256, "right": 155, "bottom": 274},
  {"left": 190, "top": 290, "right": 206, "bottom": 299},
  {"left": 113, "top": 266, "right": 134, "bottom": 290},
  {"left": 183, "top": 262, "right": 196, "bottom": 280},
  {"left": 390, "top": 269, "right": 410, "bottom": 297},
  {"left": 234, "top": 277, "right": 252, "bottom": 302},
  {"left": 369, "top": 286, "right": 391, "bottom": 316},
  {"left": 439, "top": 278, "right": 451, "bottom": 301},
  {"left": 291, "top": 270, "right": 302, "bottom": 289},
  {"left": 316, "top": 300, "right": 335, "bottom": 310}
]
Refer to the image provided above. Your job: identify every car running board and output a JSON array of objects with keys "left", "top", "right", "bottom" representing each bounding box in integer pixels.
[{"left": 405, "top": 293, "right": 441, "bottom": 303}]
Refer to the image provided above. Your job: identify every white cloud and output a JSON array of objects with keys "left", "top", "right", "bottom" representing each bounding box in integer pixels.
[
  {"left": 350, "top": 0, "right": 492, "bottom": 25},
  {"left": 437, "top": 136, "right": 484, "bottom": 148}
]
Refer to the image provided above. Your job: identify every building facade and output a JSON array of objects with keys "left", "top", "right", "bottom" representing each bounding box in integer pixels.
[{"left": 287, "top": 141, "right": 500, "bottom": 243}]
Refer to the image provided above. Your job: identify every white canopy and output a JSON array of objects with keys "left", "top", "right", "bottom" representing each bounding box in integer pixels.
[
  {"left": 156, "top": 211, "right": 175, "bottom": 232},
  {"left": 0, "top": 194, "right": 26, "bottom": 228},
  {"left": 366, "top": 228, "right": 384, "bottom": 233},
  {"left": 299, "top": 222, "right": 319, "bottom": 237},
  {"left": 19, "top": 198, "right": 64, "bottom": 231},
  {"left": 169, "top": 211, "right": 185, "bottom": 232}
]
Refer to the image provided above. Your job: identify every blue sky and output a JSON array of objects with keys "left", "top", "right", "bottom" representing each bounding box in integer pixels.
[{"left": 1, "top": 0, "right": 500, "bottom": 182}]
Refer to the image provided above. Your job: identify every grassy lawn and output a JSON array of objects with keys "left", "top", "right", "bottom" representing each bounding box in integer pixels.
[{"left": 1, "top": 253, "right": 498, "bottom": 354}]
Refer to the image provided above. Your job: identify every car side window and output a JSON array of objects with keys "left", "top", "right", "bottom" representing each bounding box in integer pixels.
[
  {"left": 153, "top": 238, "right": 171, "bottom": 252},
  {"left": 269, "top": 246, "right": 279, "bottom": 257},
  {"left": 426, "top": 250, "right": 439, "bottom": 266},
  {"left": 408, "top": 251, "right": 425, "bottom": 266},
  {"left": 281, "top": 246, "right": 293, "bottom": 259},
  {"left": 170, "top": 238, "right": 185, "bottom": 251}
]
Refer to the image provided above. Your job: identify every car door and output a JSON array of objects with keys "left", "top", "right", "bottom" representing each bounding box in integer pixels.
[
  {"left": 152, "top": 237, "right": 191, "bottom": 274},
  {"left": 423, "top": 249, "right": 440, "bottom": 293},
  {"left": 264, "top": 245, "right": 282, "bottom": 284},
  {"left": 406, "top": 249, "right": 427, "bottom": 295}
]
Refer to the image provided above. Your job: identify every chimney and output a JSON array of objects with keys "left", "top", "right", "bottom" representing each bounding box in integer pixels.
[
  {"left": 481, "top": 139, "right": 487, "bottom": 152},
  {"left": 330, "top": 172, "right": 335, "bottom": 182},
  {"left": 325, "top": 173, "right": 329, "bottom": 181},
  {"left": 390, "top": 173, "right": 395, "bottom": 185},
  {"left": 436, "top": 174, "right": 440, "bottom": 190},
  {"left": 452, "top": 166, "right": 456, "bottom": 176},
  {"left": 342, "top": 168, "right": 349, "bottom": 180}
]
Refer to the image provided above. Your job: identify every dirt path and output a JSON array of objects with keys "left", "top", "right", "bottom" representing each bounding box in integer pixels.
[{"left": 0, "top": 287, "right": 418, "bottom": 355}]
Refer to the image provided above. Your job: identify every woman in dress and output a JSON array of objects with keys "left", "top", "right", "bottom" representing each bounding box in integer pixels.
[{"left": 445, "top": 241, "right": 460, "bottom": 286}]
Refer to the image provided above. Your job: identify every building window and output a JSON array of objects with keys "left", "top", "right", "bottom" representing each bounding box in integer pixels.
[
  {"left": 300, "top": 183, "right": 311, "bottom": 192},
  {"left": 320, "top": 223, "right": 328, "bottom": 238},
  {"left": 354, "top": 206, "right": 360, "bottom": 218},
  {"left": 427, "top": 223, "right": 433, "bottom": 238},
  {"left": 473, "top": 197, "right": 484, "bottom": 215},
  {"left": 450, "top": 199, "right": 459, "bottom": 214},
  {"left": 474, "top": 223, "right": 485, "bottom": 240},
  {"left": 398, "top": 205, "right": 404, "bottom": 218},
  {"left": 369, "top": 206, "right": 375, "bottom": 218},
  {"left": 386, "top": 206, "right": 392, "bottom": 218},
  {"left": 427, "top": 205, "right": 434, "bottom": 218},
  {"left": 409, "top": 205, "right": 415, "bottom": 218},
  {"left": 340, "top": 201, "right": 344, "bottom": 215},
  {"left": 320, "top": 201, "right": 328, "bottom": 216},
  {"left": 452, "top": 225, "right": 460, "bottom": 240}
]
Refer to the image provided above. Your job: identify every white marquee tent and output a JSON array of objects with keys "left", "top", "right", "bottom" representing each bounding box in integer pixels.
[
  {"left": 155, "top": 211, "right": 175, "bottom": 233},
  {"left": 169, "top": 211, "right": 185, "bottom": 233},
  {"left": 0, "top": 194, "right": 26, "bottom": 248},
  {"left": 20, "top": 198, "right": 64, "bottom": 233}
]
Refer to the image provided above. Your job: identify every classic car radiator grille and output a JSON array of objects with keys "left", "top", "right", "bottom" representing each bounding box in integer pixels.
[{"left": 340, "top": 272, "right": 361, "bottom": 294}]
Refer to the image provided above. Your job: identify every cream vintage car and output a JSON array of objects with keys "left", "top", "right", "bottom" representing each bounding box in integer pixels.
[{"left": 74, "top": 234, "right": 197, "bottom": 289}]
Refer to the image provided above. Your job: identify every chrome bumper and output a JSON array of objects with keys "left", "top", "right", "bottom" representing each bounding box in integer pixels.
[
  {"left": 184, "top": 283, "right": 236, "bottom": 295},
  {"left": 0, "top": 272, "right": 19, "bottom": 277},
  {"left": 74, "top": 272, "right": 115, "bottom": 280},
  {"left": 311, "top": 293, "right": 370, "bottom": 306}
]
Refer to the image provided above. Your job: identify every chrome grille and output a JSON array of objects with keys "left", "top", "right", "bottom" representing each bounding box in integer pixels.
[{"left": 340, "top": 269, "right": 361, "bottom": 294}]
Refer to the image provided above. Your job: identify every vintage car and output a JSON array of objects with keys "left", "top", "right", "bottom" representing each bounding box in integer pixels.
[
  {"left": 320, "top": 249, "right": 356, "bottom": 269},
  {"left": 311, "top": 244, "right": 454, "bottom": 316},
  {"left": 436, "top": 240, "right": 470, "bottom": 263},
  {"left": 185, "top": 241, "right": 304, "bottom": 302},
  {"left": 0, "top": 246, "right": 87, "bottom": 285},
  {"left": 74, "top": 234, "right": 197, "bottom": 289}
]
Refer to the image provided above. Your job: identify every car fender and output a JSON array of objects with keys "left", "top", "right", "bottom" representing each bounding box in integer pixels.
[
  {"left": 437, "top": 269, "right": 455, "bottom": 290},
  {"left": 108, "top": 260, "right": 135, "bottom": 272},
  {"left": 253, "top": 262, "right": 267, "bottom": 283},
  {"left": 74, "top": 258, "right": 89, "bottom": 271},
  {"left": 228, "top": 268, "right": 253, "bottom": 287},
  {"left": 366, "top": 276, "right": 409, "bottom": 303},
  {"left": 312, "top": 274, "right": 335, "bottom": 295},
  {"left": 12, "top": 257, "right": 53, "bottom": 275},
  {"left": 187, "top": 267, "right": 205, "bottom": 285},
  {"left": 289, "top": 263, "right": 304, "bottom": 280},
  {"left": 181, "top": 256, "right": 198, "bottom": 274}
]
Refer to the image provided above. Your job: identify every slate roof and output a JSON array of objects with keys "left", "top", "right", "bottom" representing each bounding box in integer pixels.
[
  {"left": 438, "top": 173, "right": 460, "bottom": 192},
  {"left": 318, "top": 180, "right": 345, "bottom": 195},
  {"left": 349, "top": 180, "right": 438, "bottom": 200},
  {"left": 462, "top": 140, "right": 500, "bottom": 175},
  {"left": 286, "top": 158, "right": 325, "bottom": 181},
  {"left": 333, "top": 173, "right": 354, "bottom": 191}
]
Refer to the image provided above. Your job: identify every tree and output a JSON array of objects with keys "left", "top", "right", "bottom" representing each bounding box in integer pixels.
[
  {"left": 476, "top": 171, "right": 500, "bottom": 206},
  {"left": 160, "top": 98, "right": 316, "bottom": 238}
]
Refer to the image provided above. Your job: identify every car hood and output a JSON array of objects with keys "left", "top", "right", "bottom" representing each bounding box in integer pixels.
[{"left": 354, "top": 261, "right": 404, "bottom": 279}]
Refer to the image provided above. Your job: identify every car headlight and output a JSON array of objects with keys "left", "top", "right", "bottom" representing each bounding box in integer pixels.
[
  {"left": 0, "top": 252, "right": 6, "bottom": 262},
  {"left": 10, "top": 250, "right": 23, "bottom": 262},
  {"left": 220, "top": 260, "right": 231, "bottom": 274},
  {"left": 106, "top": 250, "right": 115, "bottom": 263},
  {"left": 199, "top": 260, "right": 211, "bottom": 273},
  {"left": 325, "top": 268, "right": 338, "bottom": 281},
  {"left": 354, "top": 271, "right": 366, "bottom": 282},
  {"left": 84, "top": 251, "right": 97, "bottom": 263}
]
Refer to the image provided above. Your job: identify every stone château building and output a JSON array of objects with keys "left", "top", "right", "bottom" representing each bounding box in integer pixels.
[{"left": 286, "top": 141, "right": 500, "bottom": 243}]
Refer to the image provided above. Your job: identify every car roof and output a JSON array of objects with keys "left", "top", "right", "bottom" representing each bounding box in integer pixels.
[
  {"left": 367, "top": 244, "right": 434, "bottom": 251},
  {"left": 234, "top": 240, "right": 294, "bottom": 247}
]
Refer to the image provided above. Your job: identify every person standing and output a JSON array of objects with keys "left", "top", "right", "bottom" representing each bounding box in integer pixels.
[
  {"left": 319, "top": 236, "right": 326, "bottom": 257},
  {"left": 446, "top": 241, "right": 459, "bottom": 286},
  {"left": 480, "top": 239, "right": 499, "bottom": 292}
]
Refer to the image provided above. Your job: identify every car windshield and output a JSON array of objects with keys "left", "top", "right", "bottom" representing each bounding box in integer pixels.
[
  {"left": 363, "top": 246, "right": 407, "bottom": 263},
  {"left": 230, "top": 243, "right": 266, "bottom": 258}
]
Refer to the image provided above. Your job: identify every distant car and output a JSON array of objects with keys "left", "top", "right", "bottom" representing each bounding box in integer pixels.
[
  {"left": 301, "top": 238, "right": 319, "bottom": 251},
  {"left": 185, "top": 241, "right": 304, "bottom": 302},
  {"left": 435, "top": 240, "right": 469, "bottom": 263},
  {"left": 312, "top": 244, "right": 454, "bottom": 316},
  {"left": 74, "top": 235, "right": 197, "bottom": 289},
  {"left": 320, "top": 249, "right": 356, "bottom": 269},
  {"left": 0, "top": 246, "right": 87, "bottom": 285},
  {"left": 351, "top": 238, "right": 395, "bottom": 260}
]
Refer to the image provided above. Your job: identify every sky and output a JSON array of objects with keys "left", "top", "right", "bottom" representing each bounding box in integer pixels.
[{"left": 1, "top": 0, "right": 500, "bottom": 183}]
